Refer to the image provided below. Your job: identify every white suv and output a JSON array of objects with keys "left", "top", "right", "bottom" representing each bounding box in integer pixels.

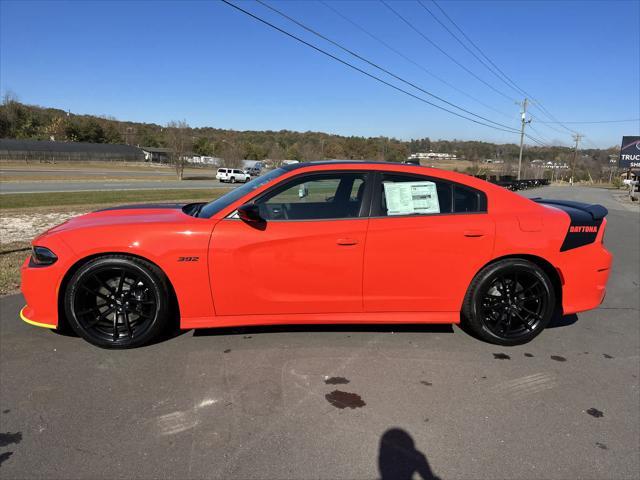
[{"left": 216, "top": 168, "right": 250, "bottom": 183}]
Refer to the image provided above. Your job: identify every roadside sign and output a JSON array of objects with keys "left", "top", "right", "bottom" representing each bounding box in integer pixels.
[{"left": 619, "top": 136, "right": 640, "bottom": 169}]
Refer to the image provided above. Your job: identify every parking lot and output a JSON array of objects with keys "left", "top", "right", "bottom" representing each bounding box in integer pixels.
[{"left": 0, "top": 185, "right": 638, "bottom": 479}]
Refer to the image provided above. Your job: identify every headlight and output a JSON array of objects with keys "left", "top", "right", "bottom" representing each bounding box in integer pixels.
[{"left": 30, "top": 246, "right": 58, "bottom": 266}]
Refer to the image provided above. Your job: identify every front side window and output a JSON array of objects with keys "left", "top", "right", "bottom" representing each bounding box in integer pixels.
[
  {"left": 375, "top": 173, "right": 485, "bottom": 216},
  {"left": 255, "top": 173, "right": 368, "bottom": 220},
  {"left": 198, "top": 168, "right": 288, "bottom": 218}
]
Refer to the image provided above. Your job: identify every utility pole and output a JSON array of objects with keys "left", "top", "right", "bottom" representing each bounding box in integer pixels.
[
  {"left": 517, "top": 98, "right": 531, "bottom": 180},
  {"left": 570, "top": 133, "right": 583, "bottom": 185}
]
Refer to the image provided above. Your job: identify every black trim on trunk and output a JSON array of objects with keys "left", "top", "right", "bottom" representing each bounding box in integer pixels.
[{"left": 532, "top": 198, "right": 607, "bottom": 251}]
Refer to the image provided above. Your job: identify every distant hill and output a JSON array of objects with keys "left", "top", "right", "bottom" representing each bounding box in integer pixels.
[{"left": 0, "top": 96, "right": 617, "bottom": 180}]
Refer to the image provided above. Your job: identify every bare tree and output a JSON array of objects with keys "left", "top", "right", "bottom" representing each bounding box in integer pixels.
[
  {"left": 266, "top": 143, "right": 285, "bottom": 167},
  {"left": 220, "top": 140, "right": 244, "bottom": 169},
  {"left": 165, "top": 120, "right": 191, "bottom": 180}
]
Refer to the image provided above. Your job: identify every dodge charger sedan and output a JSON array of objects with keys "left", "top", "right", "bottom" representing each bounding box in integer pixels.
[{"left": 20, "top": 161, "right": 612, "bottom": 348}]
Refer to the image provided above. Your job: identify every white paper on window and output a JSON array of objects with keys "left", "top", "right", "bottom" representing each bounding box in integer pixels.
[{"left": 383, "top": 181, "right": 440, "bottom": 215}]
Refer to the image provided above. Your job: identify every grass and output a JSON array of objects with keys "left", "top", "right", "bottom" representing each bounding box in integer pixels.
[
  {"left": 0, "top": 242, "right": 30, "bottom": 296},
  {"left": 0, "top": 188, "right": 225, "bottom": 210}
]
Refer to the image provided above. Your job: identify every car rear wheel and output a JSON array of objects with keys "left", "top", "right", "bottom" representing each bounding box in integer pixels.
[
  {"left": 462, "top": 259, "right": 555, "bottom": 345},
  {"left": 230, "top": 177, "right": 236, "bottom": 184},
  {"left": 64, "top": 255, "right": 171, "bottom": 348}
]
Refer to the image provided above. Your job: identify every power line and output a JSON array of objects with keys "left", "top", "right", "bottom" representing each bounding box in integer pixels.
[
  {"left": 380, "top": 0, "right": 518, "bottom": 103},
  {"left": 416, "top": 0, "right": 524, "bottom": 98},
  {"left": 528, "top": 124, "right": 557, "bottom": 146},
  {"left": 529, "top": 113, "right": 575, "bottom": 137},
  {"left": 533, "top": 118, "right": 640, "bottom": 124},
  {"left": 430, "top": 0, "right": 530, "bottom": 99},
  {"left": 570, "top": 133, "right": 584, "bottom": 183},
  {"left": 220, "top": 0, "right": 520, "bottom": 134},
  {"left": 431, "top": 0, "right": 580, "bottom": 136},
  {"left": 255, "top": 0, "right": 515, "bottom": 131},
  {"left": 529, "top": 101, "right": 579, "bottom": 135},
  {"left": 319, "top": 0, "right": 511, "bottom": 119}
]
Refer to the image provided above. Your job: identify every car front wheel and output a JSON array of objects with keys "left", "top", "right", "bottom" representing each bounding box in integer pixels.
[
  {"left": 462, "top": 259, "right": 555, "bottom": 345},
  {"left": 64, "top": 255, "right": 171, "bottom": 348}
]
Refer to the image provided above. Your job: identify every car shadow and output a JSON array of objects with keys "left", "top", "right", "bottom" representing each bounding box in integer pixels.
[
  {"left": 181, "top": 175, "right": 217, "bottom": 181},
  {"left": 378, "top": 428, "right": 441, "bottom": 480},
  {"left": 547, "top": 313, "right": 579, "bottom": 329},
  {"left": 192, "top": 323, "right": 454, "bottom": 337}
]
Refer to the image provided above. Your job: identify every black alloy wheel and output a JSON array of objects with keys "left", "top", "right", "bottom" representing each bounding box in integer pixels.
[
  {"left": 65, "top": 255, "right": 171, "bottom": 348},
  {"left": 462, "top": 259, "right": 555, "bottom": 345}
]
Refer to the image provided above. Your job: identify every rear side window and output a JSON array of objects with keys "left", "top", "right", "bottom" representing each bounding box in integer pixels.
[
  {"left": 453, "top": 185, "right": 481, "bottom": 213},
  {"left": 376, "top": 173, "right": 485, "bottom": 216}
]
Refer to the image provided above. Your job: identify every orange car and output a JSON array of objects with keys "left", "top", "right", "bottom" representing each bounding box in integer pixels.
[{"left": 20, "top": 162, "right": 612, "bottom": 348}]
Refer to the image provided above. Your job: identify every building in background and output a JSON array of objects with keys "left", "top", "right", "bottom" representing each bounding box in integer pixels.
[
  {"left": 141, "top": 147, "right": 172, "bottom": 163},
  {"left": 407, "top": 152, "right": 458, "bottom": 161},
  {"left": 0, "top": 138, "right": 144, "bottom": 162}
]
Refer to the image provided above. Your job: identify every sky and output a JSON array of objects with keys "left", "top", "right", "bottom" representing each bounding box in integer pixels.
[{"left": 1, "top": 0, "right": 639, "bottom": 148}]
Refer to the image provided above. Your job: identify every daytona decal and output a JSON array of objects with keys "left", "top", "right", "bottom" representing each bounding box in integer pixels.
[{"left": 569, "top": 225, "right": 598, "bottom": 233}]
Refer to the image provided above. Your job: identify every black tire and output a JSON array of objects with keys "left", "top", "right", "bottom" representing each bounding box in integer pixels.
[
  {"left": 462, "top": 259, "right": 555, "bottom": 346},
  {"left": 64, "top": 255, "right": 171, "bottom": 349},
  {"left": 230, "top": 177, "right": 236, "bottom": 184}
]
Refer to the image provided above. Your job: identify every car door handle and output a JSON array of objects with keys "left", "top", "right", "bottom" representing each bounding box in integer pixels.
[
  {"left": 337, "top": 238, "right": 358, "bottom": 246},
  {"left": 464, "top": 230, "right": 486, "bottom": 237}
]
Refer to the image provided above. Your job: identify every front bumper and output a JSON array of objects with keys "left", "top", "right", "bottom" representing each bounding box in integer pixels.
[
  {"left": 20, "top": 305, "right": 56, "bottom": 329},
  {"left": 20, "top": 238, "right": 74, "bottom": 329}
]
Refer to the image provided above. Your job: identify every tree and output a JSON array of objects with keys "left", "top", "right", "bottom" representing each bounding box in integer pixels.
[
  {"left": 44, "top": 116, "right": 66, "bottom": 141},
  {"left": 286, "top": 144, "right": 301, "bottom": 161},
  {"left": 136, "top": 126, "right": 163, "bottom": 147},
  {"left": 165, "top": 120, "right": 192, "bottom": 180},
  {"left": 219, "top": 140, "right": 244, "bottom": 168},
  {"left": 268, "top": 143, "right": 285, "bottom": 162},
  {"left": 193, "top": 137, "right": 214, "bottom": 157},
  {"left": 104, "top": 123, "right": 123, "bottom": 143}
]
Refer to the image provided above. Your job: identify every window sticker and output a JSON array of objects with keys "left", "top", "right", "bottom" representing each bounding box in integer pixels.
[{"left": 383, "top": 181, "right": 440, "bottom": 215}]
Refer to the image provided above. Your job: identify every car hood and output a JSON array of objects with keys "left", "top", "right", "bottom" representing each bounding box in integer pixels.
[{"left": 38, "top": 203, "right": 194, "bottom": 238}]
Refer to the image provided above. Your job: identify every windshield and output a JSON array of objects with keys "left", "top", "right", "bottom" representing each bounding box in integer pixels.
[{"left": 198, "top": 168, "right": 287, "bottom": 218}]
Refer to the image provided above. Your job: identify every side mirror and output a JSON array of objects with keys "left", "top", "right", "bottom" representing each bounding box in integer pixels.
[{"left": 237, "top": 203, "right": 264, "bottom": 224}]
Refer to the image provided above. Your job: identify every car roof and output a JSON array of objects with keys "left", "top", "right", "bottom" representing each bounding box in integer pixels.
[{"left": 281, "top": 160, "right": 416, "bottom": 171}]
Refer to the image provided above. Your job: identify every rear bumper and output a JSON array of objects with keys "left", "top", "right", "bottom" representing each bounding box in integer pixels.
[{"left": 558, "top": 242, "right": 612, "bottom": 315}]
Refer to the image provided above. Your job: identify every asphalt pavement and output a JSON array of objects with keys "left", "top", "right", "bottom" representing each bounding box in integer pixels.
[
  {"left": 0, "top": 168, "right": 237, "bottom": 194},
  {"left": 0, "top": 186, "right": 638, "bottom": 479},
  {"left": 0, "top": 180, "right": 230, "bottom": 194}
]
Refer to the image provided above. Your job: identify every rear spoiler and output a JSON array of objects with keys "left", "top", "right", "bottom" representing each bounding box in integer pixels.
[
  {"left": 531, "top": 198, "right": 608, "bottom": 221},
  {"left": 531, "top": 198, "right": 608, "bottom": 252}
]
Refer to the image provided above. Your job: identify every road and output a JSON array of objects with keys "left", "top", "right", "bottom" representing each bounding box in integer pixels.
[
  {"left": 0, "top": 186, "right": 638, "bottom": 479},
  {"left": 0, "top": 180, "right": 232, "bottom": 194},
  {"left": 0, "top": 168, "right": 237, "bottom": 194}
]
